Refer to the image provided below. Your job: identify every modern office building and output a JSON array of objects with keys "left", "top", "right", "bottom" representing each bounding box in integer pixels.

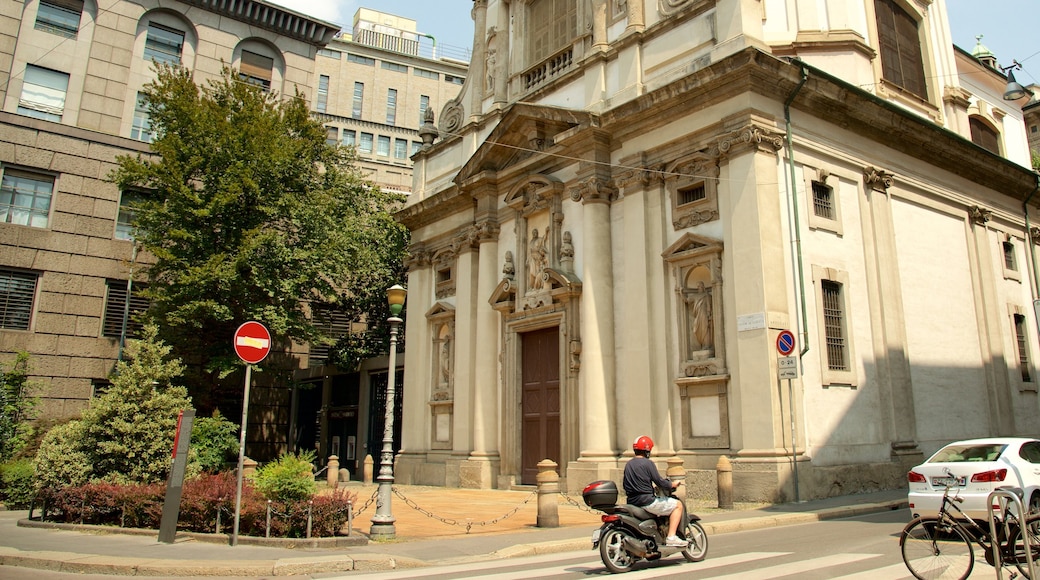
[{"left": 395, "top": 0, "right": 1040, "bottom": 501}]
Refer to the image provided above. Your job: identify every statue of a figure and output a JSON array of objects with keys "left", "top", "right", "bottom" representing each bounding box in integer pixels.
[
  {"left": 690, "top": 281, "right": 713, "bottom": 352},
  {"left": 528, "top": 228, "right": 548, "bottom": 290}
]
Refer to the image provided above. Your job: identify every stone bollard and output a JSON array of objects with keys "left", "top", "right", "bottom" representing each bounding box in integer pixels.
[
  {"left": 363, "top": 454, "right": 374, "bottom": 485},
  {"left": 716, "top": 455, "right": 733, "bottom": 509},
  {"left": 327, "top": 455, "right": 339, "bottom": 488},
  {"left": 536, "top": 459, "right": 560, "bottom": 528},
  {"left": 242, "top": 456, "right": 258, "bottom": 477},
  {"left": 339, "top": 467, "right": 350, "bottom": 483}
]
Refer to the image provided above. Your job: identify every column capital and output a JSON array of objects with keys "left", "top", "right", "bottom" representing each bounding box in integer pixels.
[
  {"left": 570, "top": 177, "right": 618, "bottom": 204},
  {"left": 863, "top": 165, "right": 895, "bottom": 192}
]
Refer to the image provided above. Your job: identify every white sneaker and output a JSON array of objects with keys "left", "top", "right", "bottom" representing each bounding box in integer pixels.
[{"left": 665, "top": 535, "right": 686, "bottom": 547}]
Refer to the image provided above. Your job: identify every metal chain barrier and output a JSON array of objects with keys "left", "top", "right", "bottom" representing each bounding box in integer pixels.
[
  {"left": 391, "top": 486, "right": 537, "bottom": 533},
  {"left": 351, "top": 488, "right": 380, "bottom": 516},
  {"left": 557, "top": 489, "right": 597, "bottom": 514}
]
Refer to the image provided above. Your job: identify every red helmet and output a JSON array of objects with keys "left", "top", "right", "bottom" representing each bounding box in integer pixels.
[{"left": 633, "top": 435, "right": 654, "bottom": 453}]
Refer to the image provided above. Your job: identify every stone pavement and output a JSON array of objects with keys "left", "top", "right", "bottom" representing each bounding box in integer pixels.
[{"left": 0, "top": 484, "right": 910, "bottom": 576}]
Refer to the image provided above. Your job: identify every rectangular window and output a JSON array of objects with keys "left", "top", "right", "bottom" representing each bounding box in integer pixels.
[
  {"left": 445, "top": 74, "right": 464, "bottom": 85},
  {"left": 382, "top": 62, "right": 408, "bottom": 73},
  {"left": 352, "top": 82, "right": 364, "bottom": 119},
  {"left": 103, "top": 279, "right": 149, "bottom": 339},
  {"left": 377, "top": 135, "right": 391, "bottom": 156},
  {"left": 812, "top": 181, "right": 834, "bottom": 219},
  {"left": 874, "top": 0, "right": 926, "bottom": 98},
  {"left": 341, "top": 130, "right": 356, "bottom": 147},
  {"left": 130, "top": 92, "right": 154, "bottom": 143},
  {"left": 1014, "top": 314, "right": 1032, "bottom": 382},
  {"left": 239, "top": 50, "right": 273, "bottom": 90},
  {"left": 677, "top": 183, "right": 706, "bottom": 206},
  {"left": 527, "top": 0, "right": 578, "bottom": 64},
  {"left": 411, "top": 141, "right": 422, "bottom": 155},
  {"left": 413, "top": 68, "right": 438, "bottom": 80},
  {"left": 359, "top": 132, "right": 373, "bottom": 154},
  {"left": 347, "top": 53, "right": 375, "bottom": 66},
  {"left": 386, "top": 88, "right": 397, "bottom": 126},
  {"left": 317, "top": 48, "right": 340, "bottom": 59},
  {"left": 0, "top": 269, "right": 38, "bottom": 330},
  {"left": 1, "top": 168, "right": 53, "bottom": 228},
  {"left": 35, "top": 0, "right": 82, "bottom": 39},
  {"left": 1004, "top": 241, "right": 1017, "bottom": 271},
  {"left": 143, "top": 22, "right": 184, "bottom": 66},
  {"left": 326, "top": 126, "right": 338, "bottom": 145},
  {"left": 822, "top": 280, "right": 848, "bottom": 372},
  {"left": 18, "top": 65, "right": 69, "bottom": 122},
  {"left": 419, "top": 95, "right": 430, "bottom": 125},
  {"left": 316, "top": 75, "right": 329, "bottom": 113},
  {"left": 115, "top": 191, "right": 142, "bottom": 241},
  {"left": 394, "top": 138, "right": 408, "bottom": 160}
]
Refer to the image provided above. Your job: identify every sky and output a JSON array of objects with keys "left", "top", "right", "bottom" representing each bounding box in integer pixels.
[{"left": 267, "top": 1, "right": 1039, "bottom": 87}]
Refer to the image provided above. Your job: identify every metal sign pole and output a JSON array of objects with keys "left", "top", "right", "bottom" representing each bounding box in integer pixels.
[
  {"left": 788, "top": 377, "right": 799, "bottom": 503},
  {"left": 231, "top": 364, "right": 252, "bottom": 546}
]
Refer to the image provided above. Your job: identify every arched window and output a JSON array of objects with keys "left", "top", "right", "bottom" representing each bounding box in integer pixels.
[
  {"left": 874, "top": 0, "right": 927, "bottom": 98},
  {"left": 969, "top": 116, "right": 1000, "bottom": 155}
]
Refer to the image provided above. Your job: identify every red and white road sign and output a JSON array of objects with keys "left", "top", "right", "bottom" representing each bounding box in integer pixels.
[{"left": 234, "top": 321, "right": 271, "bottom": 364}]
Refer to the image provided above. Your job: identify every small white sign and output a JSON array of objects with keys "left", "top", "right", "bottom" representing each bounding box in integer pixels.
[
  {"left": 737, "top": 312, "right": 766, "bottom": 332},
  {"left": 778, "top": 356, "right": 797, "bottom": 368}
]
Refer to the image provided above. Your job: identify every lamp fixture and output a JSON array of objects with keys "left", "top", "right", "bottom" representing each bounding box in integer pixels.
[
  {"left": 386, "top": 284, "right": 407, "bottom": 316},
  {"left": 1001, "top": 60, "right": 1032, "bottom": 101}
]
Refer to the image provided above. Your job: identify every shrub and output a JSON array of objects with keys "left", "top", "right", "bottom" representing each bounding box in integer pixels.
[
  {"left": 0, "top": 459, "right": 36, "bottom": 508},
  {"left": 189, "top": 411, "right": 239, "bottom": 473},
  {"left": 44, "top": 482, "right": 163, "bottom": 526},
  {"left": 251, "top": 450, "right": 317, "bottom": 503},
  {"left": 0, "top": 352, "right": 38, "bottom": 462},
  {"left": 34, "top": 420, "right": 93, "bottom": 491}
]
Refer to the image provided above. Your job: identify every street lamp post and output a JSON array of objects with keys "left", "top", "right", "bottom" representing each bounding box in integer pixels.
[{"left": 370, "top": 284, "right": 406, "bottom": 540}]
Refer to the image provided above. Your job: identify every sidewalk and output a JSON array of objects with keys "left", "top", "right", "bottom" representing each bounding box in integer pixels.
[{"left": 0, "top": 484, "right": 910, "bottom": 576}]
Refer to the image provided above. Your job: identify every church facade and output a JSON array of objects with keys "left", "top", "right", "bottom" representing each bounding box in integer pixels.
[{"left": 393, "top": 0, "right": 1039, "bottom": 501}]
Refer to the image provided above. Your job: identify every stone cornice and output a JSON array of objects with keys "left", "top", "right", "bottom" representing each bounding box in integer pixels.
[{"left": 179, "top": 0, "right": 339, "bottom": 47}]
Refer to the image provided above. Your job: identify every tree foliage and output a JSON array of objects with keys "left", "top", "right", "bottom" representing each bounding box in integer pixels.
[
  {"left": 0, "top": 352, "right": 37, "bottom": 462},
  {"left": 189, "top": 410, "right": 239, "bottom": 473},
  {"left": 34, "top": 326, "right": 193, "bottom": 489},
  {"left": 110, "top": 64, "right": 408, "bottom": 382},
  {"left": 250, "top": 450, "right": 317, "bottom": 503}
]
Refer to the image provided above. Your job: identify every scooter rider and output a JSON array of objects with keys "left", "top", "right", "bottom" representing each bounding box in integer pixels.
[{"left": 622, "top": 435, "right": 686, "bottom": 547}]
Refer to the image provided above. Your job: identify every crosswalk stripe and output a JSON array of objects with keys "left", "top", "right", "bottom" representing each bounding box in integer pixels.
[
  {"left": 703, "top": 552, "right": 882, "bottom": 580},
  {"left": 830, "top": 562, "right": 914, "bottom": 579}
]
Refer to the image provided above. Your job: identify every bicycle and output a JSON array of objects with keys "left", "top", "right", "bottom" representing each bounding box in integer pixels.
[{"left": 900, "top": 485, "right": 1040, "bottom": 579}]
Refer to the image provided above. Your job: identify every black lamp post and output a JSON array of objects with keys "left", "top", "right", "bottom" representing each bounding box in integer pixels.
[{"left": 369, "top": 284, "right": 406, "bottom": 539}]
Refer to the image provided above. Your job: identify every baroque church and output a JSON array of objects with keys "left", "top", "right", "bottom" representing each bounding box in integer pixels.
[{"left": 394, "top": 0, "right": 1039, "bottom": 501}]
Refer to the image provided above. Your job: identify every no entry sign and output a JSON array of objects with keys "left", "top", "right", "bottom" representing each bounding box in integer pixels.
[{"left": 234, "top": 321, "right": 271, "bottom": 364}]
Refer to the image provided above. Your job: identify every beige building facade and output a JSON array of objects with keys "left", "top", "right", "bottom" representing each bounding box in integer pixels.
[{"left": 395, "top": 0, "right": 1040, "bottom": 502}]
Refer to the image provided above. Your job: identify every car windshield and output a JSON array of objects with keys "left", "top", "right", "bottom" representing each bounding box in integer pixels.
[{"left": 929, "top": 443, "right": 1007, "bottom": 463}]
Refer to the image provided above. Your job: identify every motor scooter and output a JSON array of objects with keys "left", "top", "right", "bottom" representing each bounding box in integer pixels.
[{"left": 582, "top": 479, "right": 708, "bottom": 573}]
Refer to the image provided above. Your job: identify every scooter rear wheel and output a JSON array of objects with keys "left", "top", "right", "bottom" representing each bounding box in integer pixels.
[
  {"left": 681, "top": 520, "right": 708, "bottom": 562},
  {"left": 600, "top": 527, "right": 638, "bottom": 573}
]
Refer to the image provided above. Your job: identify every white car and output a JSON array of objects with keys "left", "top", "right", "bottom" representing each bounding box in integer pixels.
[{"left": 907, "top": 437, "right": 1040, "bottom": 522}]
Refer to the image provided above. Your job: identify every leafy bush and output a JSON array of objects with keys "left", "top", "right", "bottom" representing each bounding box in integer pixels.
[
  {"left": 0, "top": 352, "right": 38, "bottom": 462},
  {"left": 43, "top": 482, "right": 164, "bottom": 526},
  {"left": 0, "top": 459, "right": 36, "bottom": 508},
  {"left": 189, "top": 411, "right": 239, "bottom": 473},
  {"left": 34, "top": 420, "right": 93, "bottom": 490},
  {"left": 251, "top": 450, "right": 317, "bottom": 503}
]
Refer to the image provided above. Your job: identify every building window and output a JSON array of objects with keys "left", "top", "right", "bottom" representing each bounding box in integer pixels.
[
  {"left": 381, "top": 62, "right": 407, "bottom": 73},
  {"left": 419, "top": 95, "right": 430, "bottom": 125},
  {"left": 0, "top": 269, "right": 38, "bottom": 331},
  {"left": 115, "top": 191, "right": 143, "bottom": 241},
  {"left": 1, "top": 168, "right": 53, "bottom": 228},
  {"left": 239, "top": 50, "right": 273, "bottom": 90},
  {"left": 445, "top": 74, "right": 464, "bottom": 85},
  {"left": 352, "top": 82, "right": 364, "bottom": 119},
  {"left": 359, "top": 132, "right": 373, "bottom": 154},
  {"left": 347, "top": 53, "right": 375, "bottom": 66},
  {"left": 813, "top": 266, "right": 857, "bottom": 386},
  {"left": 341, "top": 130, "right": 356, "bottom": 147},
  {"left": 386, "top": 88, "right": 397, "bottom": 126},
  {"left": 377, "top": 135, "right": 390, "bottom": 156},
  {"left": 969, "top": 117, "right": 1000, "bottom": 155},
  {"left": 325, "top": 126, "right": 338, "bottom": 145},
  {"left": 411, "top": 141, "right": 422, "bottom": 155},
  {"left": 131, "top": 92, "right": 154, "bottom": 143},
  {"left": 812, "top": 181, "right": 835, "bottom": 219},
  {"left": 874, "top": 0, "right": 926, "bottom": 99},
  {"left": 821, "top": 280, "right": 848, "bottom": 371},
  {"left": 18, "top": 65, "right": 69, "bottom": 122},
  {"left": 677, "top": 183, "right": 705, "bottom": 206},
  {"left": 316, "top": 75, "right": 329, "bottom": 113},
  {"left": 1014, "top": 313, "right": 1032, "bottom": 383},
  {"left": 394, "top": 138, "right": 408, "bottom": 160},
  {"left": 35, "top": 0, "right": 82, "bottom": 39},
  {"left": 1004, "top": 240, "right": 1017, "bottom": 271},
  {"left": 527, "top": 0, "right": 578, "bottom": 65},
  {"left": 103, "top": 279, "right": 149, "bottom": 339},
  {"left": 317, "top": 48, "right": 340, "bottom": 59},
  {"left": 143, "top": 22, "right": 184, "bottom": 66},
  {"left": 414, "top": 68, "right": 438, "bottom": 80}
]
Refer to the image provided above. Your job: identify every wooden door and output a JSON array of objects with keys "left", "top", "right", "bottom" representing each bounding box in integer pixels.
[{"left": 521, "top": 327, "right": 560, "bottom": 485}]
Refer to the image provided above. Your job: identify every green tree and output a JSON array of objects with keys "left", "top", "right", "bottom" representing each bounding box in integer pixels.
[
  {"left": 34, "top": 326, "right": 193, "bottom": 489},
  {"left": 0, "top": 352, "right": 37, "bottom": 462},
  {"left": 111, "top": 65, "right": 408, "bottom": 392},
  {"left": 189, "top": 410, "right": 239, "bottom": 473}
]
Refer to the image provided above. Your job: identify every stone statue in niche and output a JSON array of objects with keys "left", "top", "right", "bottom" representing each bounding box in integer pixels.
[
  {"left": 688, "top": 281, "right": 713, "bottom": 354},
  {"left": 440, "top": 339, "right": 452, "bottom": 386},
  {"left": 528, "top": 228, "right": 549, "bottom": 290}
]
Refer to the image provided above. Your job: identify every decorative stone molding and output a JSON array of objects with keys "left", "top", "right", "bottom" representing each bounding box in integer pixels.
[
  {"left": 863, "top": 166, "right": 894, "bottom": 192},
  {"left": 404, "top": 244, "right": 432, "bottom": 270},
  {"left": 503, "top": 251, "right": 516, "bottom": 279},
  {"left": 440, "top": 99, "right": 465, "bottom": 135},
  {"left": 614, "top": 166, "right": 660, "bottom": 191},
  {"left": 658, "top": 0, "right": 709, "bottom": 17},
  {"left": 711, "top": 124, "right": 785, "bottom": 158},
  {"left": 968, "top": 205, "right": 992, "bottom": 225},
  {"left": 569, "top": 177, "right": 618, "bottom": 204},
  {"left": 1030, "top": 227, "right": 1040, "bottom": 245}
]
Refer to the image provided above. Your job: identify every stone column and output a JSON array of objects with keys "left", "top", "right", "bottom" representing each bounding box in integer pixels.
[
  {"left": 494, "top": 0, "right": 510, "bottom": 105},
  {"left": 395, "top": 253, "right": 433, "bottom": 484},
  {"left": 592, "top": 0, "right": 608, "bottom": 50},
  {"left": 626, "top": 0, "right": 645, "bottom": 34},
  {"left": 470, "top": 0, "right": 488, "bottom": 121},
  {"left": 466, "top": 221, "right": 501, "bottom": 488}
]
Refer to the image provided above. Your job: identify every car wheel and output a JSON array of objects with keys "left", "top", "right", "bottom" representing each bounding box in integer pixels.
[{"left": 1030, "top": 492, "right": 1040, "bottom": 516}]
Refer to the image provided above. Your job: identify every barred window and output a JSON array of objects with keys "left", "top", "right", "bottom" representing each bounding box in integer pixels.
[
  {"left": 103, "top": 279, "right": 148, "bottom": 339},
  {"left": 0, "top": 269, "right": 38, "bottom": 330},
  {"left": 678, "top": 183, "right": 706, "bottom": 206},
  {"left": 822, "top": 280, "right": 848, "bottom": 372},
  {"left": 1004, "top": 241, "right": 1017, "bottom": 271},
  {"left": 812, "top": 181, "right": 834, "bottom": 219},
  {"left": 1015, "top": 314, "right": 1032, "bottom": 382},
  {"left": 35, "top": 0, "right": 82, "bottom": 39}
]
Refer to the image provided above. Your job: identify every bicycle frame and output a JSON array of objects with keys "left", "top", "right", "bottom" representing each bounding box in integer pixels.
[
  {"left": 932, "top": 486, "right": 1029, "bottom": 570},
  {"left": 988, "top": 488, "right": 1037, "bottom": 580}
]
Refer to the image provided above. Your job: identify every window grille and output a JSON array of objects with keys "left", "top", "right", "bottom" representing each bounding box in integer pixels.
[
  {"left": 1015, "top": 314, "right": 1032, "bottom": 382},
  {"left": 678, "top": 183, "right": 706, "bottom": 206},
  {"left": 1004, "top": 241, "right": 1017, "bottom": 271},
  {"left": 103, "top": 279, "right": 148, "bottom": 339},
  {"left": 822, "top": 280, "right": 848, "bottom": 371},
  {"left": 812, "top": 181, "right": 834, "bottom": 219},
  {"left": 0, "top": 269, "right": 38, "bottom": 330}
]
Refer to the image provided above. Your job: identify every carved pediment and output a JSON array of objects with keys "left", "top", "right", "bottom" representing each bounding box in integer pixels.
[
  {"left": 663, "top": 232, "right": 723, "bottom": 260},
  {"left": 504, "top": 174, "right": 565, "bottom": 210},
  {"left": 426, "top": 301, "right": 456, "bottom": 319}
]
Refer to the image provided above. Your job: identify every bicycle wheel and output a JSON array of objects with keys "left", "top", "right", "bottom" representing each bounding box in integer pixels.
[
  {"left": 1011, "top": 513, "right": 1040, "bottom": 579},
  {"left": 900, "top": 517, "right": 974, "bottom": 580}
]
